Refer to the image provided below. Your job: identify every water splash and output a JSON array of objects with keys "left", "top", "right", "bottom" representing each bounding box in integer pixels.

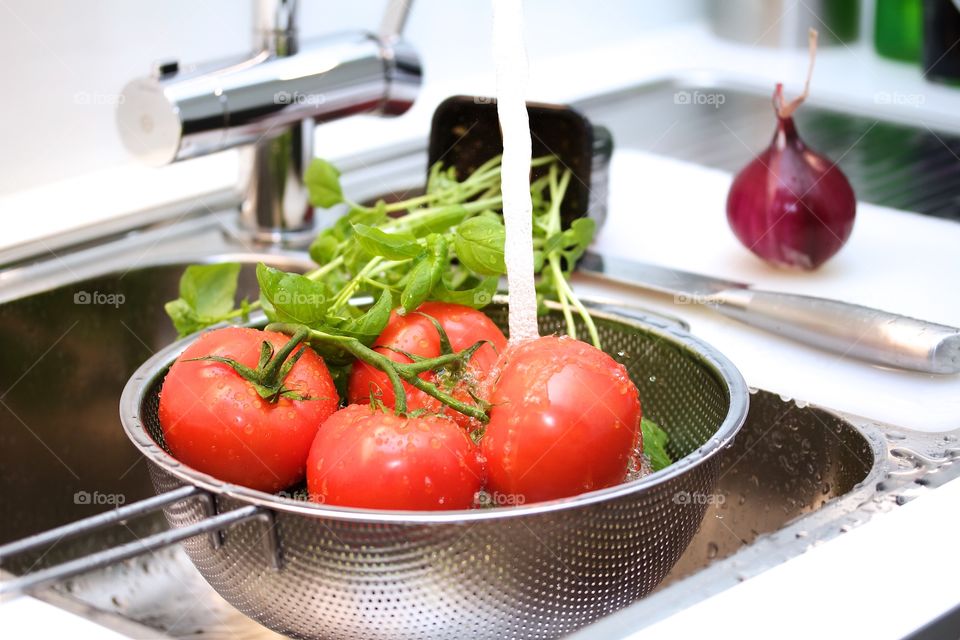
[{"left": 491, "top": 0, "right": 539, "bottom": 344}]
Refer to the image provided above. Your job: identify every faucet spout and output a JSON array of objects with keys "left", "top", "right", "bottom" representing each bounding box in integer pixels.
[{"left": 116, "top": 0, "right": 421, "bottom": 244}]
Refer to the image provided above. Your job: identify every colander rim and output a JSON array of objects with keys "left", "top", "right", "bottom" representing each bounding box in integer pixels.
[{"left": 119, "top": 299, "right": 749, "bottom": 524}]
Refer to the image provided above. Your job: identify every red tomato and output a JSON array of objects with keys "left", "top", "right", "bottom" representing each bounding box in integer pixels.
[
  {"left": 347, "top": 303, "right": 507, "bottom": 430},
  {"left": 481, "top": 336, "right": 642, "bottom": 504},
  {"left": 158, "top": 327, "right": 338, "bottom": 492},
  {"left": 306, "top": 404, "right": 486, "bottom": 510}
]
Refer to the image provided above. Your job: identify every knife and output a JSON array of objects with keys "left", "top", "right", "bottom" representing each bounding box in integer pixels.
[{"left": 578, "top": 251, "right": 960, "bottom": 375}]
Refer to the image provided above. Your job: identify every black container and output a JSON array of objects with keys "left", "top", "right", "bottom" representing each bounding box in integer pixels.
[
  {"left": 922, "top": 0, "right": 960, "bottom": 83},
  {"left": 428, "top": 96, "right": 611, "bottom": 229}
]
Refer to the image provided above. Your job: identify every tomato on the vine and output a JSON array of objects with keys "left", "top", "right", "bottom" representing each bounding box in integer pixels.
[
  {"left": 481, "top": 335, "right": 642, "bottom": 503},
  {"left": 307, "top": 404, "right": 486, "bottom": 510},
  {"left": 347, "top": 302, "right": 507, "bottom": 430},
  {"left": 158, "top": 327, "right": 338, "bottom": 492}
]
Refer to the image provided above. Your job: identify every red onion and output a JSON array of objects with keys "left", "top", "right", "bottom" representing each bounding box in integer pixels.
[{"left": 726, "top": 31, "right": 856, "bottom": 270}]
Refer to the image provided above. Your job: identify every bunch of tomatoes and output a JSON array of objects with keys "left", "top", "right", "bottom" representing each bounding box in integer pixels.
[{"left": 158, "top": 302, "right": 643, "bottom": 510}]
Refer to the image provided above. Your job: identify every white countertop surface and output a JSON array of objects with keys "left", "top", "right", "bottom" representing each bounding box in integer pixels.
[
  {"left": 3, "top": 21, "right": 960, "bottom": 640},
  {"left": 636, "top": 472, "right": 960, "bottom": 640},
  {"left": 580, "top": 150, "right": 960, "bottom": 433}
]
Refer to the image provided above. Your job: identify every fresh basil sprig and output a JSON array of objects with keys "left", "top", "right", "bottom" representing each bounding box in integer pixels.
[
  {"left": 641, "top": 418, "right": 673, "bottom": 471},
  {"left": 165, "top": 154, "right": 600, "bottom": 350},
  {"left": 164, "top": 263, "right": 247, "bottom": 337}
]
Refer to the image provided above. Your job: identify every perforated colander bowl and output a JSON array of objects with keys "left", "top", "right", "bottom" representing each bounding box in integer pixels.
[{"left": 120, "top": 301, "right": 748, "bottom": 640}]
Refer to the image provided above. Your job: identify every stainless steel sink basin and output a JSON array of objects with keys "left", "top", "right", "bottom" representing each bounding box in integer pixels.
[
  {"left": 2, "top": 77, "right": 959, "bottom": 638},
  {"left": 3, "top": 230, "right": 956, "bottom": 639},
  {"left": 0, "top": 258, "right": 304, "bottom": 546}
]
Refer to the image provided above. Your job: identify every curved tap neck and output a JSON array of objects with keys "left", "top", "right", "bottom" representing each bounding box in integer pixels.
[{"left": 254, "top": 0, "right": 298, "bottom": 56}]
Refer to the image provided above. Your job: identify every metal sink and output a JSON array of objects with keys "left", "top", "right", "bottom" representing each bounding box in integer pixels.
[
  {"left": 2, "top": 78, "right": 960, "bottom": 638},
  {"left": 3, "top": 225, "right": 957, "bottom": 640}
]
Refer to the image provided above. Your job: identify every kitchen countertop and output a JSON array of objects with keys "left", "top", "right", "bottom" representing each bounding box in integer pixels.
[
  {"left": 579, "top": 150, "right": 960, "bottom": 433},
  {"left": 3, "top": 21, "right": 960, "bottom": 639}
]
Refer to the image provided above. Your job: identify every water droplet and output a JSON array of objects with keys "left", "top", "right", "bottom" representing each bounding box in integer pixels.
[{"left": 706, "top": 542, "right": 719, "bottom": 559}]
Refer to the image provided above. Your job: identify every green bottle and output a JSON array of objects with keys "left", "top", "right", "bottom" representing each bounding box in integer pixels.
[{"left": 875, "top": 0, "right": 923, "bottom": 62}]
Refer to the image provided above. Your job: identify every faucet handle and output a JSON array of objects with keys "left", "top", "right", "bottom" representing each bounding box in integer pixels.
[
  {"left": 117, "top": 32, "right": 422, "bottom": 167},
  {"left": 380, "top": 0, "right": 414, "bottom": 44}
]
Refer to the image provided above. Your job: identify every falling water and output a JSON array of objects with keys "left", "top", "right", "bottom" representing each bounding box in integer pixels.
[{"left": 491, "top": 0, "right": 539, "bottom": 344}]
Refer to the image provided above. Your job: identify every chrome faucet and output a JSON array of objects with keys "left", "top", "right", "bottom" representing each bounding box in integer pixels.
[{"left": 117, "top": 0, "right": 420, "bottom": 245}]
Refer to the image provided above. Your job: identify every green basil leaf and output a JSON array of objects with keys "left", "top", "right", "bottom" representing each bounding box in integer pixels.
[
  {"left": 532, "top": 250, "right": 545, "bottom": 273},
  {"left": 334, "top": 202, "right": 388, "bottom": 237},
  {"left": 454, "top": 216, "right": 506, "bottom": 276},
  {"left": 426, "top": 162, "right": 460, "bottom": 196},
  {"left": 179, "top": 262, "right": 241, "bottom": 319},
  {"left": 352, "top": 224, "right": 422, "bottom": 260},
  {"left": 164, "top": 262, "right": 242, "bottom": 337},
  {"left": 431, "top": 275, "right": 498, "bottom": 309},
  {"left": 333, "top": 289, "right": 393, "bottom": 344},
  {"left": 400, "top": 235, "right": 446, "bottom": 311},
  {"left": 256, "top": 263, "right": 331, "bottom": 326},
  {"left": 309, "top": 233, "right": 340, "bottom": 265},
  {"left": 641, "top": 417, "right": 673, "bottom": 472},
  {"left": 542, "top": 217, "right": 597, "bottom": 269},
  {"left": 304, "top": 158, "right": 343, "bottom": 208},
  {"left": 164, "top": 299, "right": 206, "bottom": 337},
  {"left": 568, "top": 217, "right": 596, "bottom": 248},
  {"left": 542, "top": 232, "right": 566, "bottom": 256},
  {"left": 400, "top": 258, "right": 437, "bottom": 312},
  {"left": 399, "top": 205, "right": 469, "bottom": 237}
]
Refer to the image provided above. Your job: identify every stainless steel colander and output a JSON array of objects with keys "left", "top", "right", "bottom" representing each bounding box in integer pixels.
[{"left": 0, "top": 302, "right": 748, "bottom": 639}]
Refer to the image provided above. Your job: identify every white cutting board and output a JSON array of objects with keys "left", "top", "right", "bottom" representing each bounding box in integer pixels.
[{"left": 575, "top": 150, "right": 960, "bottom": 432}]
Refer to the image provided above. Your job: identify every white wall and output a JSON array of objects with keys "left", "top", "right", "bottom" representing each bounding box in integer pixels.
[{"left": 0, "top": 0, "right": 703, "bottom": 194}]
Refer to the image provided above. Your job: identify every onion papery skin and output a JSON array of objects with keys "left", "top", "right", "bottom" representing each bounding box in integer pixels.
[{"left": 726, "top": 115, "right": 856, "bottom": 270}]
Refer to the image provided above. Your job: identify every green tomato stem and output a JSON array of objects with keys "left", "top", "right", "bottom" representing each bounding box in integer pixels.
[
  {"left": 265, "top": 323, "right": 489, "bottom": 423},
  {"left": 403, "top": 374, "right": 488, "bottom": 422}
]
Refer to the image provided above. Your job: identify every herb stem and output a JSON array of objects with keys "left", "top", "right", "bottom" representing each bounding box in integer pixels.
[
  {"left": 327, "top": 257, "right": 408, "bottom": 312},
  {"left": 304, "top": 255, "right": 345, "bottom": 281},
  {"left": 554, "top": 268, "right": 600, "bottom": 348},
  {"left": 549, "top": 256, "right": 577, "bottom": 340}
]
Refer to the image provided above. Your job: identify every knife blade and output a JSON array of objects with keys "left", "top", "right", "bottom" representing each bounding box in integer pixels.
[
  {"left": 578, "top": 251, "right": 747, "bottom": 299},
  {"left": 577, "top": 251, "right": 960, "bottom": 375}
]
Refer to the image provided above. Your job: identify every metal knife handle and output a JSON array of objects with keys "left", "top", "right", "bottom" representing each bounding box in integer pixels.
[{"left": 707, "top": 289, "right": 960, "bottom": 375}]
